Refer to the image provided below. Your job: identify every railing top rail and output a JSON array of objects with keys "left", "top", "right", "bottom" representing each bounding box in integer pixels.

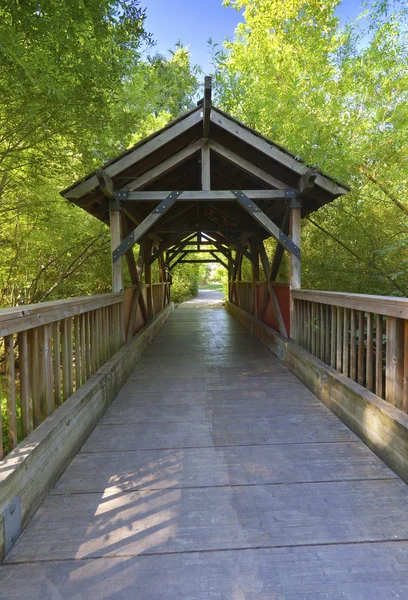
[
  {"left": 292, "top": 289, "right": 408, "bottom": 319},
  {"left": 0, "top": 293, "right": 123, "bottom": 336}
]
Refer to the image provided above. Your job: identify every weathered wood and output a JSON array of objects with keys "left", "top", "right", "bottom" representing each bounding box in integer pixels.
[
  {"left": 121, "top": 189, "right": 294, "bottom": 202},
  {"left": 63, "top": 108, "right": 202, "bottom": 199},
  {"left": 0, "top": 303, "right": 174, "bottom": 561},
  {"left": 330, "top": 306, "right": 337, "bottom": 368},
  {"left": 358, "top": 311, "right": 365, "bottom": 387},
  {"left": 297, "top": 167, "right": 318, "bottom": 196},
  {"left": 258, "top": 240, "right": 287, "bottom": 336},
  {"left": 80, "top": 313, "right": 86, "bottom": 385},
  {"left": 210, "top": 109, "right": 348, "bottom": 196},
  {"left": 233, "top": 191, "right": 300, "bottom": 257},
  {"left": 74, "top": 315, "right": 81, "bottom": 390},
  {"left": 125, "top": 140, "right": 201, "bottom": 191},
  {"left": 5, "top": 335, "right": 17, "bottom": 451},
  {"left": 209, "top": 139, "right": 287, "bottom": 189},
  {"left": 113, "top": 192, "right": 181, "bottom": 263},
  {"left": 290, "top": 204, "right": 301, "bottom": 339},
  {"left": 0, "top": 293, "right": 123, "bottom": 337},
  {"left": 52, "top": 322, "right": 61, "bottom": 406},
  {"left": 376, "top": 314, "right": 384, "bottom": 398},
  {"left": 18, "top": 330, "right": 32, "bottom": 438},
  {"left": 343, "top": 308, "right": 349, "bottom": 377},
  {"left": 43, "top": 324, "right": 54, "bottom": 416},
  {"left": 350, "top": 309, "right": 357, "bottom": 381},
  {"left": 292, "top": 289, "right": 408, "bottom": 320},
  {"left": 96, "top": 168, "right": 114, "bottom": 199},
  {"left": 203, "top": 75, "right": 212, "bottom": 139},
  {"left": 67, "top": 317, "right": 74, "bottom": 396},
  {"left": 201, "top": 141, "right": 211, "bottom": 191},
  {"left": 366, "top": 312, "right": 374, "bottom": 392},
  {"left": 386, "top": 316, "right": 404, "bottom": 409},
  {"left": 29, "top": 328, "right": 41, "bottom": 427},
  {"left": 110, "top": 207, "right": 124, "bottom": 292}
]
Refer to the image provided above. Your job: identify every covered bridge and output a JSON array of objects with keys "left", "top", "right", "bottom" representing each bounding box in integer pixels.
[{"left": 1, "top": 78, "right": 408, "bottom": 598}]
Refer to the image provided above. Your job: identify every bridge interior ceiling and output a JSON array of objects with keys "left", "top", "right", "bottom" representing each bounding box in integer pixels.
[{"left": 61, "top": 98, "right": 348, "bottom": 268}]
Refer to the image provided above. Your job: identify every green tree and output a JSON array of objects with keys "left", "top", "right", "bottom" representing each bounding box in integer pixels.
[{"left": 214, "top": 0, "right": 408, "bottom": 295}]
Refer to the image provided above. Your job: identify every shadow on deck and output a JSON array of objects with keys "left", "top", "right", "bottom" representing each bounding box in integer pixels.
[{"left": 1, "top": 294, "right": 408, "bottom": 599}]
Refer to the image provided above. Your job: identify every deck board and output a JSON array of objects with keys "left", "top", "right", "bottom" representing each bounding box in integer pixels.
[{"left": 1, "top": 296, "right": 408, "bottom": 598}]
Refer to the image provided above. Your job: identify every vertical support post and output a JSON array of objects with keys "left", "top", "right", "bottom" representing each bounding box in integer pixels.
[
  {"left": 110, "top": 201, "right": 124, "bottom": 293},
  {"left": 251, "top": 237, "right": 259, "bottom": 317},
  {"left": 290, "top": 201, "right": 301, "bottom": 340},
  {"left": 144, "top": 238, "right": 154, "bottom": 320},
  {"left": 386, "top": 316, "right": 404, "bottom": 409},
  {"left": 201, "top": 141, "right": 211, "bottom": 191}
]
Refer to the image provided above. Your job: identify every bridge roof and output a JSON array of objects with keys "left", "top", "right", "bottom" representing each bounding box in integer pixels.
[{"left": 61, "top": 99, "right": 349, "bottom": 244}]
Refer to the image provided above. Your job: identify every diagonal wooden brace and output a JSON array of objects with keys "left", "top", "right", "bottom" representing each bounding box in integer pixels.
[
  {"left": 232, "top": 190, "right": 300, "bottom": 258},
  {"left": 112, "top": 191, "right": 181, "bottom": 263}
]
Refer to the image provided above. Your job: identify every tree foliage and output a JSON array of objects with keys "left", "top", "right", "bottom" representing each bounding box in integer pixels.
[
  {"left": 214, "top": 0, "right": 408, "bottom": 295},
  {"left": 0, "top": 1, "right": 199, "bottom": 306}
]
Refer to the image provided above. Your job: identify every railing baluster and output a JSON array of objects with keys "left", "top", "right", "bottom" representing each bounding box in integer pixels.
[
  {"left": 358, "top": 311, "right": 365, "bottom": 387},
  {"left": 386, "top": 316, "right": 404, "bottom": 409},
  {"left": 81, "top": 313, "right": 86, "bottom": 383},
  {"left": 74, "top": 315, "right": 81, "bottom": 390},
  {"left": 350, "top": 309, "right": 356, "bottom": 382},
  {"left": 5, "top": 334, "right": 17, "bottom": 451},
  {"left": 336, "top": 307, "right": 343, "bottom": 372},
  {"left": 53, "top": 321, "right": 62, "bottom": 406},
  {"left": 67, "top": 317, "right": 74, "bottom": 395},
  {"left": 343, "top": 308, "right": 349, "bottom": 377},
  {"left": 62, "top": 319, "right": 70, "bottom": 401},
  {"left": 376, "top": 314, "right": 384, "bottom": 399},
  {"left": 86, "top": 312, "right": 91, "bottom": 379},
  {"left": 366, "top": 313, "right": 374, "bottom": 391},
  {"left": 330, "top": 306, "right": 337, "bottom": 368},
  {"left": 18, "top": 330, "right": 32, "bottom": 438}
]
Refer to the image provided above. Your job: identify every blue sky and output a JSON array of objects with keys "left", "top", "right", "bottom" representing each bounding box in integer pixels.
[{"left": 144, "top": 0, "right": 367, "bottom": 74}]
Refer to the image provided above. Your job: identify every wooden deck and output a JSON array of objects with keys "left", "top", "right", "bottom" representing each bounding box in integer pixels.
[{"left": 2, "top": 296, "right": 408, "bottom": 598}]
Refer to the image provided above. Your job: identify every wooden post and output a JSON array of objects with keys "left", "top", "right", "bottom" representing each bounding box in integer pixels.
[
  {"left": 251, "top": 237, "right": 259, "bottom": 317},
  {"left": 201, "top": 141, "right": 211, "bottom": 191},
  {"left": 290, "top": 203, "right": 301, "bottom": 340},
  {"left": 144, "top": 239, "right": 154, "bottom": 320},
  {"left": 110, "top": 204, "right": 124, "bottom": 293},
  {"left": 386, "top": 316, "right": 404, "bottom": 409}
]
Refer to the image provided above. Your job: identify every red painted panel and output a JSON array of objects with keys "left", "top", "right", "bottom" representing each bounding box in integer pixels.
[{"left": 257, "top": 283, "right": 290, "bottom": 333}]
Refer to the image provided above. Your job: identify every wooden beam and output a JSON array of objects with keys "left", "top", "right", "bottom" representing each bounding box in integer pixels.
[
  {"left": 96, "top": 169, "right": 114, "bottom": 199},
  {"left": 298, "top": 167, "right": 318, "bottom": 197},
  {"left": 258, "top": 240, "right": 287, "bottom": 336},
  {"left": 232, "top": 191, "right": 300, "bottom": 257},
  {"left": 210, "top": 140, "right": 288, "bottom": 189},
  {"left": 210, "top": 110, "right": 349, "bottom": 196},
  {"left": 290, "top": 202, "right": 302, "bottom": 340},
  {"left": 202, "top": 232, "right": 254, "bottom": 264},
  {"left": 113, "top": 191, "right": 181, "bottom": 263},
  {"left": 124, "top": 140, "right": 201, "bottom": 191},
  {"left": 201, "top": 141, "right": 211, "bottom": 191},
  {"left": 110, "top": 204, "right": 124, "bottom": 292},
  {"left": 63, "top": 109, "right": 202, "bottom": 199},
  {"left": 270, "top": 207, "right": 289, "bottom": 281},
  {"left": 116, "top": 190, "right": 293, "bottom": 202},
  {"left": 203, "top": 76, "right": 212, "bottom": 139}
]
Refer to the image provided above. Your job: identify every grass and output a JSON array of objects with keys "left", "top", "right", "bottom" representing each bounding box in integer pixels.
[{"left": 199, "top": 283, "right": 224, "bottom": 292}]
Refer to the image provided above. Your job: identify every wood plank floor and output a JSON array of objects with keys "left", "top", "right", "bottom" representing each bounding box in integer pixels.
[{"left": 2, "top": 295, "right": 408, "bottom": 598}]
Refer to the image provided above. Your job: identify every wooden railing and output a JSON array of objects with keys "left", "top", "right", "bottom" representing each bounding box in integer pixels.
[
  {"left": 293, "top": 290, "right": 408, "bottom": 411},
  {"left": 152, "top": 282, "right": 170, "bottom": 316},
  {"left": 230, "top": 281, "right": 252, "bottom": 314},
  {"left": 0, "top": 293, "right": 124, "bottom": 458}
]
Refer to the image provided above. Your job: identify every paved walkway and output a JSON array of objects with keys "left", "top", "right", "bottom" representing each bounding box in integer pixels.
[{"left": 2, "top": 303, "right": 408, "bottom": 598}]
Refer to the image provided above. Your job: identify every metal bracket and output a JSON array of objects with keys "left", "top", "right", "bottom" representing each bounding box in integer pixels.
[
  {"left": 289, "top": 196, "right": 302, "bottom": 209},
  {"left": 232, "top": 190, "right": 300, "bottom": 259},
  {"left": 279, "top": 230, "right": 300, "bottom": 258},
  {"left": 284, "top": 188, "right": 297, "bottom": 199},
  {"left": 112, "top": 191, "right": 182, "bottom": 262},
  {"left": 3, "top": 497, "right": 21, "bottom": 555},
  {"left": 114, "top": 190, "right": 129, "bottom": 202},
  {"left": 109, "top": 197, "right": 121, "bottom": 211},
  {"left": 153, "top": 191, "right": 181, "bottom": 213}
]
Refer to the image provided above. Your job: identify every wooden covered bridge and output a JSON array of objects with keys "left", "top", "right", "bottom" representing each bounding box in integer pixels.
[{"left": 1, "top": 78, "right": 408, "bottom": 598}]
